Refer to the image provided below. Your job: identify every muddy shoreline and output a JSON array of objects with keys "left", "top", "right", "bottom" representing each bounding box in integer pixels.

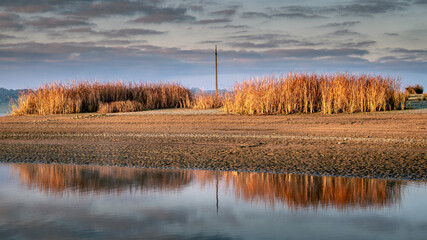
[{"left": 1, "top": 109, "right": 426, "bottom": 180}]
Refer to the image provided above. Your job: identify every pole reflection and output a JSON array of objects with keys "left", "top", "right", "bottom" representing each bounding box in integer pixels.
[
  {"left": 196, "top": 171, "right": 403, "bottom": 209},
  {"left": 12, "top": 163, "right": 403, "bottom": 209}
]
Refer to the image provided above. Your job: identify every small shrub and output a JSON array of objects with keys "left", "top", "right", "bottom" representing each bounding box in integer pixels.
[{"left": 405, "top": 84, "right": 424, "bottom": 94}]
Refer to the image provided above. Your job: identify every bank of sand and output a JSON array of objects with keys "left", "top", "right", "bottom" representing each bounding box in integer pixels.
[{"left": 0, "top": 108, "right": 426, "bottom": 180}]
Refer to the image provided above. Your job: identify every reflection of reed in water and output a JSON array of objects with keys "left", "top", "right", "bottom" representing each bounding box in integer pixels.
[
  {"left": 195, "top": 171, "right": 403, "bottom": 209},
  {"left": 12, "top": 164, "right": 403, "bottom": 209},
  {"left": 12, "top": 163, "right": 191, "bottom": 194}
]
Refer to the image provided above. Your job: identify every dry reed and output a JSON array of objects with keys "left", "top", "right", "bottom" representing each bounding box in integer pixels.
[
  {"left": 223, "top": 73, "right": 406, "bottom": 114},
  {"left": 11, "top": 81, "right": 192, "bottom": 115},
  {"left": 192, "top": 91, "right": 224, "bottom": 109}
]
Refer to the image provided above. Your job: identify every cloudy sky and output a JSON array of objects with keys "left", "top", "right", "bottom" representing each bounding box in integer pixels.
[{"left": 0, "top": 0, "right": 426, "bottom": 90}]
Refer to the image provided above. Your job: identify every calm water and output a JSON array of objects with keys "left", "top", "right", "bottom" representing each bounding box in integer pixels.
[
  {"left": 0, "top": 103, "right": 11, "bottom": 116},
  {"left": 0, "top": 163, "right": 426, "bottom": 240}
]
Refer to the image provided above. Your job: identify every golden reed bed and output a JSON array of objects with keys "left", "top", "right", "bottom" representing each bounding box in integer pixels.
[
  {"left": 10, "top": 73, "right": 406, "bottom": 115},
  {"left": 221, "top": 73, "right": 406, "bottom": 114},
  {"left": 11, "top": 81, "right": 192, "bottom": 115}
]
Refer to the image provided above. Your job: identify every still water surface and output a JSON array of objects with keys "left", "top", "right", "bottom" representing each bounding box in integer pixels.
[
  {"left": 0, "top": 104, "right": 10, "bottom": 116},
  {"left": 0, "top": 163, "right": 426, "bottom": 239}
]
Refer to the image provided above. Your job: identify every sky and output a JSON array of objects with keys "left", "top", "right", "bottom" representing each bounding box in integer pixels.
[{"left": 0, "top": 0, "right": 426, "bottom": 90}]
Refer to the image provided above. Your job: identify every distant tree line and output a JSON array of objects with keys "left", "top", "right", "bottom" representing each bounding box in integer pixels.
[{"left": 0, "top": 88, "right": 26, "bottom": 104}]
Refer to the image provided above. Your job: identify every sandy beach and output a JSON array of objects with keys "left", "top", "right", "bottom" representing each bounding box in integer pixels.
[{"left": 1, "top": 108, "right": 426, "bottom": 180}]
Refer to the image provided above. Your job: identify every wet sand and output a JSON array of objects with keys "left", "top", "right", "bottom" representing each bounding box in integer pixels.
[{"left": 1, "top": 109, "right": 426, "bottom": 180}]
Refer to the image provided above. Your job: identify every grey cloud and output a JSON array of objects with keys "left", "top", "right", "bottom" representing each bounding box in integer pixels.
[
  {"left": 186, "top": 5, "right": 204, "bottom": 12},
  {"left": 195, "top": 18, "right": 231, "bottom": 24},
  {"left": 271, "top": 12, "right": 326, "bottom": 19},
  {"left": 331, "top": 29, "right": 363, "bottom": 36},
  {"left": 263, "top": 48, "right": 369, "bottom": 58},
  {"left": 391, "top": 48, "right": 427, "bottom": 53},
  {"left": 0, "top": 0, "right": 412, "bottom": 19},
  {"left": 0, "top": 42, "right": 210, "bottom": 64},
  {"left": 376, "top": 48, "right": 427, "bottom": 67},
  {"left": 230, "top": 42, "right": 279, "bottom": 49},
  {"left": 101, "top": 28, "right": 165, "bottom": 37},
  {"left": 229, "top": 38, "right": 321, "bottom": 49},
  {"left": 4, "top": 3, "right": 53, "bottom": 13},
  {"left": 66, "top": 27, "right": 95, "bottom": 34},
  {"left": 241, "top": 12, "right": 271, "bottom": 18},
  {"left": 38, "top": 0, "right": 198, "bottom": 23},
  {"left": 264, "top": 0, "right": 411, "bottom": 19},
  {"left": 232, "top": 30, "right": 249, "bottom": 34},
  {"left": 320, "top": 21, "right": 361, "bottom": 28},
  {"left": 0, "top": 1, "right": 99, "bottom": 14},
  {"left": 0, "top": 12, "right": 25, "bottom": 31},
  {"left": 242, "top": 6, "right": 326, "bottom": 19},
  {"left": 98, "top": 40, "right": 136, "bottom": 45},
  {"left": 132, "top": 8, "right": 195, "bottom": 23},
  {"left": 0, "top": 33, "right": 16, "bottom": 40},
  {"left": 8, "top": 40, "right": 426, "bottom": 87},
  {"left": 199, "top": 40, "right": 221, "bottom": 44},
  {"left": 211, "top": 9, "right": 236, "bottom": 16},
  {"left": 336, "top": 0, "right": 410, "bottom": 16},
  {"left": 0, "top": 42, "right": 145, "bottom": 63},
  {"left": 376, "top": 56, "right": 427, "bottom": 65},
  {"left": 377, "top": 56, "right": 401, "bottom": 62},
  {"left": 27, "top": 17, "right": 93, "bottom": 29},
  {"left": 384, "top": 32, "right": 399, "bottom": 36},
  {"left": 211, "top": 24, "right": 248, "bottom": 29},
  {"left": 0, "top": 42, "right": 410, "bottom": 74},
  {"left": 0, "top": 1, "right": 172, "bottom": 15},
  {"left": 228, "top": 33, "right": 289, "bottom": 41},
  {"left": 275, "top": 39, "right": 320, "bottom": 47},
  {"left": 415, "top": 0, "right": 427, "bottom": 3},
  {"left": 227, "top": 33, "right": 319, "bottom": 47},
  {"left": 341, "top": 41, "right": 376, "bottom": 48},
  {"left": 391, "top": 48, "right": 427, "bottom": 56},
  {"left": 65, "top": 28, "right": 165, "bottom": 37},
  {"left": 64, "top": 1, "right": 158, "bottom": 18},
  {"left": 132, "top": 44, "right": 163, "bottom": 51},
  {"left": 0, "top": 0, "right": 193, "bottom": 21},
  {"left": 0, "top": 41, "right": 260, "bottom": 65},
  {"left": 241, "top": 11, "right": 324, "bottom": 19},
  {"left": 131, "top": 6, "right": 231, "bottom": 25}
]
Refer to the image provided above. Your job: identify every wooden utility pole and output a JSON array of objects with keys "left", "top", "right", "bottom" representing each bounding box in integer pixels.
[{"left": 215, "top": 45, "right": 218, "bottom": 96}]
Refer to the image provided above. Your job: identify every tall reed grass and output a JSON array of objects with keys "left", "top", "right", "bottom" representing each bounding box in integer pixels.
[
  {"left": 192, "top": 91, "right": 224, "bottom": 109},
  {"left": 223, "top": 73, "right": 406, "bottom": 114},
  {"left": 11, "top": 81, "right": 192, "bottom": 115}
]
